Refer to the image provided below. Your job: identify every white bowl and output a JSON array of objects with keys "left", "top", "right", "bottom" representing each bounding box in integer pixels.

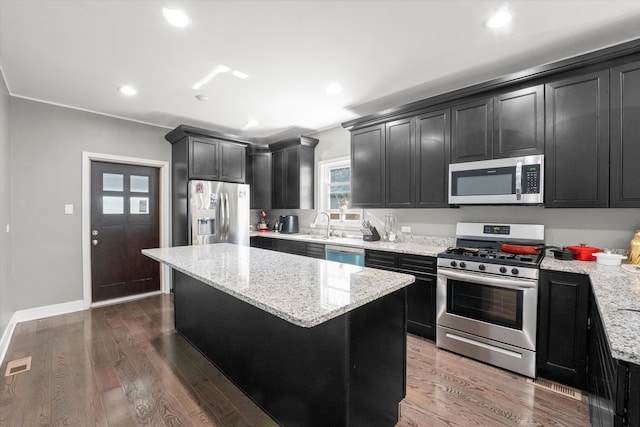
[{"left": 593, "top": 252, "right": 627, "bottom": 265}]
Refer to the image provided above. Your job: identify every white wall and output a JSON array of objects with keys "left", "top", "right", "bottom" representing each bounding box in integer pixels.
[
  {"left": 9, "top": 98, "right": 170, "bottom": 311},
  {"left": 0, "top": 70, "right": 12, "bottom": 333},
  {"left": 309, "top": 125, "right": 640, "bottom": 250}
]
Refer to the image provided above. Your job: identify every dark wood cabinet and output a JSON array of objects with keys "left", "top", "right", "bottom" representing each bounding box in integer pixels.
[
  {"left": 219, "top": 141, "right": 246, "bottom": 183},
  {"left": 250, "top": 236, "right": 325, "bottom": 259},
  {"left": 247, "top": 148, "right": 271, "bottom": 209},
  {"left": 493, "top": 85, "right": 544, "bottom": 158},
  {"left": 537, "top": 270, "right": 590, "bottom": 389},
  {"left": 589, "top": 296, "right": 627, "bottom": 427},
  {"left": 365, "top": 250, "right": 436, "bottom": 340},
  {"left": 270, "top": 136, "right": 318, "bottom": 210},
  {"left": 451, "top": 86, "right": 544, "bottom": 163},
  {"left": 415, "top": 108, "right": 450, "bottom": 207},
  {"left": 385, "top": 118, "right": 415, "bottom": 208},
  {"left": 544, "top": 70, "right": 610, "bottom": 208},
  {"left": 611, "top": 60, "right": 640, "bottom": 207},
  {"left": 189, "top": 137, "right": 219, "bottom": 179},
  {"left": 451, "top": 97, "right": 493, "bottom": 163},
  {"left": 351, "top": 125, "right": 386, "bottom": 208},
  {"left": 187, "top": 137, "right": 246, "bottom": 182}
]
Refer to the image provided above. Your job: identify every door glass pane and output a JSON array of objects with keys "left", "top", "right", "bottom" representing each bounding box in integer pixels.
[
  {"left": 103, "top": 196, "right": 124, "bottom": 214},
  {"left": 130, "top": 197, "right": 149, "bottom": 214},
  {"left": 130, "top": 175, "right": 149, "bottom": 193},
  {"left": 103, "top": 173, "right": 123, "bottom": 191}
]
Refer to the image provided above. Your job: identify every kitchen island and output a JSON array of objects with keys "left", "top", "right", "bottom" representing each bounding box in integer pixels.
[{"left": 142, "top": 244, "right": 415, "bottom": 427}]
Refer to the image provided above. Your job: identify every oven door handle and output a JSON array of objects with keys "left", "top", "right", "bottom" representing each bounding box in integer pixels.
[{"left": 438, "top": 268, "right": 537, "bottom": 289}]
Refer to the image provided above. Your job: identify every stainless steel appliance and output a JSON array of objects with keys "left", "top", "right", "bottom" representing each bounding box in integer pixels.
[
  {"left": 189, "top": 180, "right": 250, "bottom": 245},
  {"left": 436, "top": 222, "right": 545, "bottom": 378},
  {"left": 448, "top": 155, "right": 543, "bottom": 205},
  {"left": 325, "top": 245, "right": 365, "bottom": 266},
  {"left": 279, "top": 215, "right": 299, "bottom": 234}
]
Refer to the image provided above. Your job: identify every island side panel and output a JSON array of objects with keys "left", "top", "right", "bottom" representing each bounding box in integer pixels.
[
  {"left": 348, "top": 286, "right": 407, "bottom": 426},
  {"left": 173, "top": 270, "right": 407, "bottom": 427},
  {"left": 174, "top": 271, "right": 349, "bottom": 426}
]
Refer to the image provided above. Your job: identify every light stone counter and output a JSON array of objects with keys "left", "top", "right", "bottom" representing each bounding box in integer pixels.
[
  {"left": 542, "top": 257, "right": 640, "bottom": 365},
  {"left": 143, "top": 243, "right": 415, "bottom": 328},
  {"left": 250, "top": 231, "right": 452, "bottom": 258}
]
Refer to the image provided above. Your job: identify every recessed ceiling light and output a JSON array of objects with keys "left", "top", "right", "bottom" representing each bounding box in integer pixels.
[
  {"left": 232, "top": 70, "right": 249, "bottom": 79},
  {"left": 324, "top": 83, "right": 343, "bottom": 95},
  {"left": 195, "top": 94, "right": 209, "bottom": 101},
  {"left": 485, "top": 9, "right": 512, "bottom": 29},
  {"left": 162, "top": 7, "right": 190, "bottom": 28},
  {"left": 242, "top": 119, "right": 258, "bottom": 131},
  {"left": 118, "top": 85, "right": 137, "bottom": 96}
]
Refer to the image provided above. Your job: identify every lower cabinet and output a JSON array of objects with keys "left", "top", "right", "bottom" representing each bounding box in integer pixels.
[
  {"left": 537, "top": 270, "right": 590, "bottom": 389},
  {"left": 250, "top": 236, "right": 324, "bottom": 259},
  {"left": 365, "top": 250, "right": 436, "bottom": 340}
]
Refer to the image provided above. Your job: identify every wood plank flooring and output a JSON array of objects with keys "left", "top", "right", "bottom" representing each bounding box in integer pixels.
[{"left": 0, "top": 294, "right": 590, "bottom": 426}]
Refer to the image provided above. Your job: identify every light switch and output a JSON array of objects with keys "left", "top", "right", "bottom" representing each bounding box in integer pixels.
[
  {"left": 65, "top": 204, "right": 74, "bottom": 215},
  {"left": 5, "top": 224, "right": 9, "bottom": 233}
]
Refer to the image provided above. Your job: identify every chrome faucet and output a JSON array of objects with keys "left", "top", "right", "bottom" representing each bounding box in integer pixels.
[{"left": 313, "top": 211, "right": 331, "bottom": 239}]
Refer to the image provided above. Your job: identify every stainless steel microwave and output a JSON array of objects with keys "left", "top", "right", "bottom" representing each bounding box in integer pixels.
[{"left": 448, "top": 155, "right": 543, "bottom": 205}]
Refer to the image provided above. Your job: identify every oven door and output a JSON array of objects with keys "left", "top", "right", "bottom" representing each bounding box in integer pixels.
[{"left": 436, "top": 268, "right": 537, "bottom": 351}]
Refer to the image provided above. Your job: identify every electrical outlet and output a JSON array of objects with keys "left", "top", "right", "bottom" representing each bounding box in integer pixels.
[
  {"left": 5, "top": 224, "right": 9, "bottom": 233},
  {"left": 65, "top": 204, "right": 73, "bottom": 215},
  {"left": 401, "top": 226, "right": 411, "bottom": 233}
]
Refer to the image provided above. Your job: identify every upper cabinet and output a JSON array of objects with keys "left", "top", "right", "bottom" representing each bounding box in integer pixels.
[
  {"left": 451, "top": 85, "right": 544, "bottom": 163},
  {"left": 247, "top": 146, "right": 271, "bottom": 210},
  {"left": 166, "top": 125, "right": 248, "bottom": 184},
  {"left": 270, "top": 136, "right": 318, "bottom": 210},
  {"left": 415, "top": 108, "right": 450, "bottom": 208},
  {"left": 386, "top": 118, "right": 415, "bottom": 208},
  {"left": 351, "top": 125, "right": 386, "bottom": 208},
  {"left": 544, "top": 70, "right": 610, "bottom": 208},
  {"left": 610, "top": 60, "right": 640, "bottom": 207}
]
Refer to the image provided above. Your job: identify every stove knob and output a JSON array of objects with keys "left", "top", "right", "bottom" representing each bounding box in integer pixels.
[
  {"left": 511, "top": 268, "right": 519, "bottom": 275},
  {"left": 478, "top": 264, "right": 486, "bottom": 271},
  {"left": 450, "top": 261, "right": 457, "bottom": 267},
  {"left": 500, "top": 267, "right": 507, "bottom": 273},
  {"left": 459, "top": 262, "right": 466, "bottom": 269}
]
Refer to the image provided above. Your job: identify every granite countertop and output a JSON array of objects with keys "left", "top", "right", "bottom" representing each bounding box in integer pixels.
[
  {"left": 250, "top": 231, "right": 451, "bottom": 257},
  {"left": 253, "top": 232, "right": 640, "bottom": 366},
  {"left": 542, "top": 256, "right": 640, "bottom": 365},
  {"left": 143, "top": 243, "right": 415, "bottom": 328}
]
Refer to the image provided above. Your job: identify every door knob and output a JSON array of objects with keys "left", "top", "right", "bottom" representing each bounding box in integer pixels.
[
  {"left": 92, "top": 239, "right": 99, "bottom": 246},
  {"left": 92, "top": 230, "right": 99, "bottom": 236}
]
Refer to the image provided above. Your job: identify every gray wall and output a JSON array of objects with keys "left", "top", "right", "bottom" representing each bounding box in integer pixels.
[
  {"left": 309, "top": 126, "right": 640, "bottom": 250},
  {"left": 0, "top": 72, "right": 12, "bottom": 333},
  {"left": 9, "top": 98, "right": 170, "bottom": 311}
]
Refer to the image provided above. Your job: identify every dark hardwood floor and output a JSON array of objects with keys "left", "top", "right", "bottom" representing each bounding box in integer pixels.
[{"left": 0, "top": 294, "right": 590, "bottom": 426}]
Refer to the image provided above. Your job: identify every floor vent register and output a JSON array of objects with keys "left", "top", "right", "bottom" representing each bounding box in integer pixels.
[
  {"left": 526, "top": 377, "right": 583, "bottom": 401},
  {"left": 4, "top": 356, "right": 32, "bottom": 377}
]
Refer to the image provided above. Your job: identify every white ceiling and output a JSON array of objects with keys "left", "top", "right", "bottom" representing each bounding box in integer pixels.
[{"left": 2, "top": 0, "right": 640, "bottom": 143}]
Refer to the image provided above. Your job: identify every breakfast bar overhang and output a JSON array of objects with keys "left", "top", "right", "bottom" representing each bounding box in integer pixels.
[{"left": 143, "top": 244, "right": 415, "bottom": 427}]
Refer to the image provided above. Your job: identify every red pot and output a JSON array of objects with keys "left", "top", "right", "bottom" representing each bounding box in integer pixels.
[{"left": 565, "top": 244, "right": 603, "bottom": 261}]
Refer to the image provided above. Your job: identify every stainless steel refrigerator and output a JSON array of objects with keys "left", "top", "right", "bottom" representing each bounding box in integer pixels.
[{"left": 188, "top": 180, "right": 250, "bottom": 246}]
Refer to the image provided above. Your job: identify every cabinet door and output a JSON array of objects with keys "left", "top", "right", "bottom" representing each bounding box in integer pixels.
[
  {"left": 385, "top": 118, "right": 415, "bottom": 207},
  {"left": 284, "top": 147, "right": 300, "bottom": 209},
  {"left": 493, "top": 85, "right": 544, "bottom": 158},
  {"left": 248, "top": 152, "right": 271, "bottom": 209},
  {"left": 405, "top": 276, "right": 436, "bottom": 340},
  {"left": 219, "top": 142, "right": 246, "bottom": 183},
  {"left": 189, "top": 137, "right": 219, "bottom": 179},
  {"left": 545, "top": 71, "right": 609, "bottom": 208},
  {"left": 611, "top": 61, "right": 640, "bottom": 207},
  {"left": 537, "top": 270, "right": 590, "bottom": 389},
  {"left": 351, "top": 125, "right": 385, "bottom": 208},
  {"left": 451, "top": 97, "right": 493, "bottom": 163},
  {"left": 415, "top": 109, "right": 450, "bottom": 207},
  {"left": 271, "top": 150, "right": 285, "bottom": 209}
]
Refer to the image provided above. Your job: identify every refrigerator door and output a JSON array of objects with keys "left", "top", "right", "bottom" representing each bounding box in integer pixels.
[{"left": 188, "top": 180, "right": 250, "bottom": 246}]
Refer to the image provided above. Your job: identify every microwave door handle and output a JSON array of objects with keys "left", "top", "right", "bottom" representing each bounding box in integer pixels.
[{"left": 515, "top": 160, "right": 523, "bottom": 200}]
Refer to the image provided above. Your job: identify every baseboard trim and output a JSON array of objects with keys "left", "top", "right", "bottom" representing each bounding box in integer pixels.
[
  {"left": 90, "top": 291, "right": 162, "bottom": 309},
  {"left": 0, "top": 299, "right": 85, "bottom": 366}
]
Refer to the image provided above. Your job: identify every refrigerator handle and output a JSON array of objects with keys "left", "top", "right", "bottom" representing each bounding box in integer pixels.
[
  {"left": 220, "top": 192, "right": 226, "bottom": 241},
  {"left": 224, "top": 192, "right": 231, "bottom": 239}
]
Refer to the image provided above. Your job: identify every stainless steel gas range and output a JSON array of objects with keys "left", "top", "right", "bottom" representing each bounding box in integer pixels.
[{"left": 436, "top": 222, "right": 545, "bottom": 378}]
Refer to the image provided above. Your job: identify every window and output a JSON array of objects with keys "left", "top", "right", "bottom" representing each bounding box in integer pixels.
[{"left": 318, "top": 157, "right": 361, "bottom": 224}]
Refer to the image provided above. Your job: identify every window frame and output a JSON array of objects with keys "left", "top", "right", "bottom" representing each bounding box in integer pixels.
[{"left": 317, "top": 157, "right": 362, "bottom": 227}]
